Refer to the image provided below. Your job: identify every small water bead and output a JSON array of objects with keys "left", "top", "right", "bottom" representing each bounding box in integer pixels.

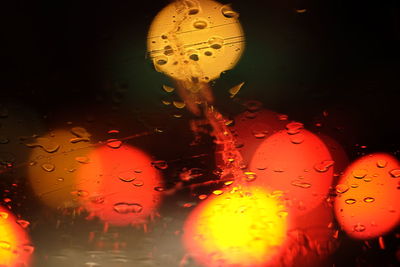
[
  {"left": 0, "top": 241, "right": 11, "bottom": 250},
  {"left": 212, "top": 190, "right": 223, "bottom": 195},
  {"left": 353, "top": 223, "right": 366, "bottom": 232},
  {"left": 345, "top": 198, "right": 356, "bottom": 204},
  {"left": 70, "top": 127, "right": 91, "bottom": 143},
  {"left": 290, "top": 134, "right": 304, "bottom": 144},
  {"left": 286, "top": 122, "right": 304, "bottom": 135},
  {"left": 163, "top": 45, "right": 174, "bottom": 56},
  {"left": 22, "top": 244, "right": 35, "bottom": 254},
  {"left": 25, "top": 137, "right": 60, "bottom": 153},
  {"left": 154, "top": 186, "right": 166, "bottom": 192},
  {"left": 76, "top": 156, "right": 90, "bottom": 164},
  {"left": 353, "top": 169, "right": 368, "bottom": 179},
  {"left": 155, "top": 56, "right": 168, "bottom": 65},
  {"left": 16, "top": 219, "right": 30, "bottom": 228},
  {"left": 244, "top": 172, "right": 256, "bottom": 182},
  {"left": 118, "top": 171, "right": 136, "bottom": 182},
  {"left": 314, "top": 160, "right": 335, "bottom": 172},
  {"left": 291, "top": 180, "right": 311, "bottom": 189},
  {"left": 208, "top": 37, "right": 224, "bottom": 49},
  {"left": 41, "top": 163, "right": 55, "bottom": 172},
  {"left": 204, "top": 51, "right": 212, "bottom": 56},
  {"left": 221, "top": 5, "right": 239, "bottom": 18},
  {"left": 0, "top": 136, "right": 9, "bottom": 144},
  {"left": 106, "top": 139, "right": 122, "bottom": 149},
  {"left": 389, "top": 169, "right": 400, "bottom": 178},
  {"left": 193, "top": 20, "right": 208, "bottom": 29},
  {"left": 0, "top": 211, "right": 9, "bottom": 219},
  {"left": 189, "top": 54, "right": 199, "bottom": 61},
  {"left": 376, "top": 160, "right": 387, "bottom": 168},
  {"left": 113, "top": 203, "right": 143, "bottom": 214},
  {"left": 151, "top": 160, "right": 168, "bottom": 170},
  {"left": 335, "top": 184, "right": 349, "bottom": 194},
  {"left": 363, "top": 197, "right": 375, "bottom": 203},
  {"left": 132, "top": 180, "right": 144, "bottom": 187},
  {"left": 173, "top": 101, "right": 186, "bottom": 109},
  {"left": 162, "top": 85, "right": 174, "bottom": 93}
]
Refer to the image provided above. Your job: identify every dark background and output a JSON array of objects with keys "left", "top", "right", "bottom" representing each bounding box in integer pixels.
[{"left": 2, "top": 0, "right": 400, "bottom": 266}]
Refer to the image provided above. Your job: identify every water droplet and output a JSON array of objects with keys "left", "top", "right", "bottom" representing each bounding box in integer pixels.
[
  {"left": 151, "top": 160, "right": 168, "bottom": 170},
  {"left": 162, "top": 85, "right": 174, "bottom": 93},
  {"left": 277, "top": 211, "right": 288, "bottom": 218},
  {"left": 213, "top": 190, "right": 223, "bottom": 195},
  {"left": 113, "top": 203, "right": 143, "bottom": 214},
  {"left": 107, "top": 129, "right": 120, "bottom": 134},
  {"left": 41, "top": 163, "right": 55, "bottom": 172},
  {"left": 314, "top": 160, "right": 335, "bottom": 172},
  {"left": 0, "top": 241, "right": 11, "bottom": 250},
  {"left": 106, "top": 139, "right": 122, "bottom": 149},
  {"left": 0, "top": 211, "right": 9, "bottom": 219},
  {"left": 154, "top": 186, "right": 166, "bottom": 192},
  {"left": 295, "top": 9, "right": 307, "bottom": 14},
  {"left": 76, "top": 156, "right": 90, "bottom": 164},
  {"left": 193, "top": 20, "right": 207, "bottom": 29},
  {"left": 363, "top": 177, "right": 372, "bottom": 182},
  {"left": 163, "top": 45, "right": 174, "bottom": 56},
  {"left": 25, "top": 137, "right": 60, "bottom": 153},
  {"left": 155, "top": 56, "right": 168, "bottom": 65},
  {"left": 0, "top": 136, "right": 9, "bottom": 144},
  {"left": 189, "top": 54, "right": 199, "bottom": 61},
  {"left": 389, "top": 169, "right": 400, "bottom": 178},
  {"left": 350, "top": 183, "right": 359, "bottom": 188},
  {"left": 22, "top": 244, "right": 35, "bottom": 254},
  {"left": 70, "top": 127, "right": 91, "bottom": 143},
  {"left": 133, "top": 180, "right": 144, "bottom": 187},
  {"left": 244, "top": 172, "right": 257, "bottom": 182},
  {"left": 228, "top": 82, "right": 244, "bottom": 98},
  {"left": 290, "top": 134, "right": 304, "bottom": 144},
  {"left": 173, "top": 101, "right": 186, "bottom": 109},
  {"left": 291, "top": 180, "right": 311, "bottom": 188},
  {"left": 353, "top": 169, "right": 368, "bottom": 179},
  {"left": 57, "top": 177, "right": 64, "bottom": 182},
  {"left": 204, "top": 51, "right": 212, "bottom": 56},
  {"left": 345, "top": 198, "right": 356, "bottom": 204},
  {"left": 286, "top": 122, "right": 304, "bottom": 135},
  {"left": 90, "top": 195, "right": 105, "bottom": 204},
  {"left": 198, "top": 194, "right": 207, "bottom": 200},
  {"left": 376, "top": 160, "right": 387, "bottom": 168},
  {"left": 16, "top": 219, "right": 30, "bottom": 228},
  {"left": 353, "top": 223, "right": 366, "bottom": 232},
  {"left": 335, "top": 184, "right": 349, "bottom": 194},
  {"left": 221, "top": 5, "right": 239, "bottom": 18},
  {"left": 118, "top": 171, "right": 136, "bottom": 182},
  {"left": 363, "top": 197, "right": 375, "bottom": 203},
  {"left": 278, "top": 114, "right": 288, "bottom": 121},
  {"left": 208, "top": 37, "right": 224, "bottom": 49}
]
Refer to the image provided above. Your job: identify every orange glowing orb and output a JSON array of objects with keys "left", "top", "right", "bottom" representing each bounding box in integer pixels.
[
  {"left": 27, "top": 128, "right": 94, "bottom": 209},
  {"left": 334, "top": 153, "right": 400, "bottom": 239},
  {"left": 249, "top": 126, "right": 334, "bottom": 216},
  {"left": 0, "top": 206, "right": 33, "bottom": 267},
  {"left": 76, "top": 144, "right": 164, "bottom": 226},
  {"left": 183, "top": 186, "right": 289, "bottom": 267},
  {"left": 147, "top": 0, "right": 244, "bottom": 83}
]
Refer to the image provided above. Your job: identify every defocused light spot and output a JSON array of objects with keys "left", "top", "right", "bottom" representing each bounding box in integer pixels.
[
  {"left": 334, "top": 153, "right": 400, "bottom": 239},
  {"left": 183, "top": 186, "right": 289, "bottom": 267},
  {"left": 249, "top": 128, "right": 334, "bottom": 216},
  {"left": 76, "top": 144, "right": 163, "bottom": 226},
  {"left": 0, "top": 206, "right": 33, "bottom": 267}
]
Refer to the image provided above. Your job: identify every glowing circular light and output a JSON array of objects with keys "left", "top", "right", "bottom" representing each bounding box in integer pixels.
[
  {"left": 183, "top": 186, "right": 289, "bottom": 267},
  {"left": 249, "top": 128, "right": 334, "bottom": 216},
  {"left": 76, "top": 144, "right": 163, "bottom": 226},
  {"left": 0, "top": 206, "right": 33, "bottom": 267},
  {"left": 147, "top": 0, "right": 244, "bottom": 83},
  {"left": 334, "top": 153, "right": 400, "bottom": 239},
  {"left": 27, "top": 128, "right": 94, "bottom": 209}
]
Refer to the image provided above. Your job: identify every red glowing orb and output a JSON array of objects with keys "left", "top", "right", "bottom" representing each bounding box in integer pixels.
[
  {"left": 76, "top": 144, "right": 163, "bottom": 226},
  {"left": 334, "top": 153, "right": 400, "bottom": 239},
  {"left": 183, "top": 186, "right": 290, "bottom": 267},
  {"left": 249, "top": 127, "right": 334, "bottom": 216},
  {"left": 0, "top": 206, "right": 33, "bottom": 267}
]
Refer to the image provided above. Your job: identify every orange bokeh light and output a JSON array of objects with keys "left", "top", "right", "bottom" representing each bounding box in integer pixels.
[
  {"left": 334, "top": 153, "right": 400, "bottom": 239},
  {"left": 0, "top": 206, "right": 33, "bottom": 267},
  {"left": 183, "top": 186, "right": 289, "bottom": 267},
  {"left": 76, "top": 144, "right": 164, "bottom": 226},
  {"left": 249, "top": 128, "right": 334, "bottom": 216}
]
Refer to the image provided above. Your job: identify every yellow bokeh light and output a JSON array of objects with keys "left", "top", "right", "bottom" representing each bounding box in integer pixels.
[
  {"left": 147, "top": 0, "right": 244, "bottom": 83},
  {"left": 183, "top": 186, "right": 289, "bottom": 267}
]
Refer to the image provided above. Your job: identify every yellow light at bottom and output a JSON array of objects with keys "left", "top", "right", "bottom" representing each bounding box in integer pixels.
[{"left": 183, "top": 186, "right": 289, "bottom": 267}]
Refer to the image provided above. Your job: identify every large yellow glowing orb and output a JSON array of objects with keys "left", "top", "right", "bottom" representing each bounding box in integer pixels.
[
  {"left": 183, "top": 186, "right": 289, "bottom": 267},
  {"left": 147, "top": 0, "right": 244, "bottom": 83}
]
